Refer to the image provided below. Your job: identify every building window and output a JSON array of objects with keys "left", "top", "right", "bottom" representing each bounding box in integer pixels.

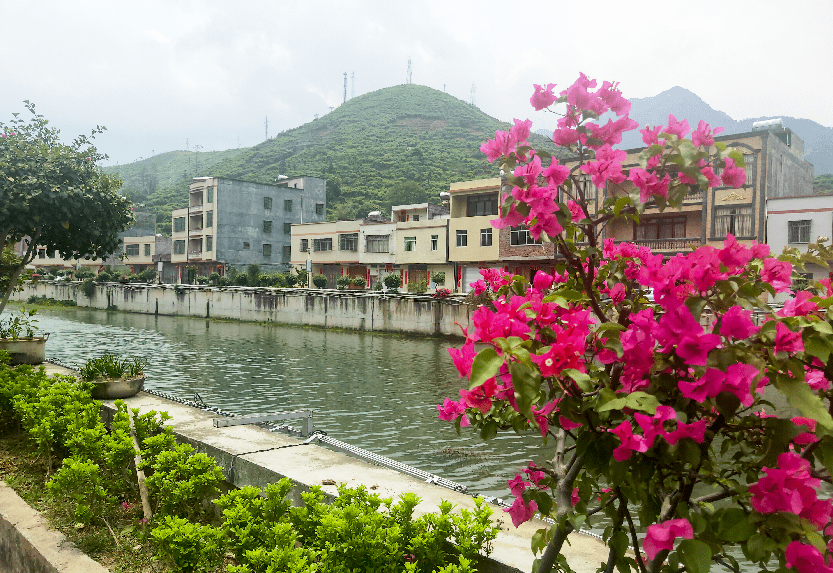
[
  {"left": 284, "top": 222, "right": 292, "bottom": 235},
  {"left": 404, "top": 236, "right": 416, "bottom": 251},
  {"left": 577, "top": 175, "right": 598, "bottom": 201},
  {"left": 635, "top": 216, "right": 687, "bottom": 241},
  {"left": 243, "top": 242, "right": 250, "bottom": 250},
  {"left": 263, "top": 220, "right": 272, "bottom": 234},
  {"left": 316, "top": 203, "right": 324, "bottom": 216},
  {"left": 456, "top": 229, "right": 468, "bottom": 247},
  {"left": 313, "top": 238, "right": 333, "bottom": 252},
  {"left": 510, "top": 226, "right": 541, "bottom": 246},
  {"left": 431, "top": 235, "right": 438, "bottom": 251},
  {"left": 206, "top": 211, "right": 213, "bottom": 228},
  {"left": 38, "top": 249, "right": 46, "bottom": 259},
  {"left": 206, "top": 187, "right": 214, "bottom": 203},
  {"left": 284, "top": 199, "right": 293, "bottom": 212},
  {"left": 173, "top": 217, "right": 186, "bottom": 233},
  {"left": 144, "top": 244, "right": 151, "bottom": 256},
  {"left": 263, "top": 243, "right": 272, "bottom": 257},
  {"left": 174, "top": 240, "right": 185, "bottom": 255},
  {"left": 744, "top": 154, "right": 755, "bottom": 186},
  {"left": 480, "top": 228, "right": 492, "bottom": 247},
  {"left": 264, "top": 197, "right": 273, "bottom": 210},
  {"left": 466, "top": 193, "right": 499, "bottom": 217},
  {"left": 125, "top": 244, "right": 139, "bottom": 256},
  {"left": 714, "top": 206, "right": 752, "bottom": 237},
  {"left": 413, "top": 214, "right": 420, "bottom": 222},
  {"left": 340, "top": 233, "right": 358, "bottom": 251},
  {"left": 206, "top": 236, "right": 213, "bottom": 251},
  {"left": 300, "top": 239, "right": 309, "bottom": 252},
  {"left": 788, "top": 220, "right": 812, "bottom": 244},
  {"left": 366, "top": 235, "right": 389, "bottom": 253},
  {"left": 282, "top": 245, "right": 291, "bottom": 259}
]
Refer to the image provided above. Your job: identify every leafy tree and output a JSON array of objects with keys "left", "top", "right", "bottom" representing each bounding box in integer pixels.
[
  {"left": 0, "top": 103, "right": 133, "bottom": 314},
  {"left": 386, "top": 181, "right": 429, "bottom": 211}
]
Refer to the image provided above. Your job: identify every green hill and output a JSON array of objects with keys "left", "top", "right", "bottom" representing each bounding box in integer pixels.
[{"left": 106, "top": 84, "right": 557, "bottom": 233}]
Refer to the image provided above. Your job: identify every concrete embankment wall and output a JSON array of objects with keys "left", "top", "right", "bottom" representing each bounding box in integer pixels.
[{"left": 12, "top": 282, "right": 472, "bottom": 337}]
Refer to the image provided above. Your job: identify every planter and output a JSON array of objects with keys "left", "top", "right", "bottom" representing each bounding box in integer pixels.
[
  {"left": 89, "top": 376, "right": 145, "bottom": 399},
  {"left": 0, "top": 335, "right": 48, "bottom": 365}
]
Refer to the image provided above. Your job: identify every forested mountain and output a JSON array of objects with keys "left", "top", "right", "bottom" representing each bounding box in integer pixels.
[{"left": 105, "top": 84, "right": 558, "bottom": 233}]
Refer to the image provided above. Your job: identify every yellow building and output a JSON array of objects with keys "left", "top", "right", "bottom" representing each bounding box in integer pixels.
[{"left": 392, "top": 203, "right": 453, "bottom": 290}]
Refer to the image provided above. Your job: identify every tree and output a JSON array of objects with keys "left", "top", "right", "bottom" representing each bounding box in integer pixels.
[
  {"left": 440, "top": 75, "right": 833, "bottom": 573},
  {"left": 0, "top": 103, "right": 133, "bottom": 315},
  {"left": 386, "top": 180, "right": 428, "bottom": 211}
]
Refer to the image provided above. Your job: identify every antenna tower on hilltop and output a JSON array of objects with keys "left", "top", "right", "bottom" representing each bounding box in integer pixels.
[
  {"left": 264, "top": 116, "right": 269, "bottom": 140},
  {"left": 351, "top": 71, "right": 355, "bottom": 98},
  {"left": 406, "top": 58, "right": 412, "bottom": 84},
  {"left": 343, "top": 72, "right": 347, "bottom": 103},
  {"left": 470, "top": 83, "right": 476, "bottom": 107}
]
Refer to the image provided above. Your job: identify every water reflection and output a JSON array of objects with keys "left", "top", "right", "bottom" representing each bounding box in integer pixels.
[{"left": 35, "top": 307, "right": 545, "bottom": 497}]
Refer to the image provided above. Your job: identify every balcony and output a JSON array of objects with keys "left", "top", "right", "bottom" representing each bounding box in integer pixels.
[
  {"left": 188, "top": 251, "right": 203, "bottom": 260},
  {"left": 189, "top": 203, "right": 204, "bottom": 214},
  {"left": 629, "top": 238, "right": 704, "bottom": 251},
  {"left": 683, "top": 189, "right": 704, "bottom": 203}
]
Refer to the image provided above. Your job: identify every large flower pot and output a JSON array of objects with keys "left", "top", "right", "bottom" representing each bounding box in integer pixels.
[
  {"left": 89, "top": 376, "right": 145, "bottom": 400},
  {"left": 0, "top": 336, "right": 48, "bottom": 365}
]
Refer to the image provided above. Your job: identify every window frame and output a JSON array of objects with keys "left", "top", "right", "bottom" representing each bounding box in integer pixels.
[
  {"left": 510, "top": 226, "right": 541, "bottom": 246},
  {"left": 339, "top": 233, "right": 358, "bottom": 251},
  {"left": 300, "top": 239, "right": 309, "bottom": 252},
  {"left": 466, "top": 193, "right": 499, "bottom": 217},
  {"left": 788, "top": 220, "right": 812, "bottom": 244},
  {"left": 404, "top": 236, "right": 417, "bottom": 252},
  {"left": 125, "top": 243, "right": 140, "bottom": 257},
  {"left": 264, "top": 197, "right": 273, "bottom": 210},
  {"left": 366, "top": 235, "right": 389, "bottom": 253},
  {"left": 206, "top": 236, "right": 213, "bottom": 252},
  {"left": 173, "top": 217, "right": 186, "bottom": 233},
  {"left": 144, "top": 244, "right": 151, "bottom": 256},
  {"left": 284, "top": 199, "right": 293, "bottom": 212},
  {"left": 713, "top": 205, "right": 753, "bottom": 238},
  {"left": 480, "top": 228, "right": 492, "bottom": 247},
  {"left": 313, "top": 238, "right": 333, "bottom": 252},
  {"left": 173, "top": 240, "right": 186, "bottom": 255},
  {"left": 431, "top": 235, "right": 438, "bottom": 251},
  {"left": 263, "top": 220, "right": 272, "bottom": 234},
  {"left": 262, "top": 243, "right": 272, "bottom": 257},
  {"left": 456, "top": 229, "right": 468, "bottom": 247}
]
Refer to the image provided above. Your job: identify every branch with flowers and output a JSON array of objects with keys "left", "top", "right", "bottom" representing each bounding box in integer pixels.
[{"left": 438, "top": 74, "right": 833, "bottom": 573}]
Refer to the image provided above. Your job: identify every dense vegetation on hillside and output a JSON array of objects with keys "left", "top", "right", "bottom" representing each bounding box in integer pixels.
[
  {"left": 106, "top": 84, "right": 558, "bottom": 233},
  {"left": 815, "top": 174, "right": 833, "bottom": 194}
]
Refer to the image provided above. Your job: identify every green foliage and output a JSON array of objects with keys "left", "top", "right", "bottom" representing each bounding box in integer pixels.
[
  {"left": 0, "top": 306, "right": 39, "bottom": 338},
  {"left": 293, "top": 267, "right": 307, "bottom": 288},
  {"left": 74, "top": 268, "right": 95, "bottom": 280},
  {"left": 432, "top": 272, "right": 446, "bottom": 286},
  {"left": 195, "top": 275, "right": 209, "bottom": 285},
  {"left": 186, "top": 266, "right": 198, "bottom": 285},
  {"left": 208, "top": 272, "right": 220, "bottom": 285},
  {"left": 383, "top": 273, "right": 402, "bottom": 291},
  {"left": 247, "top": 264, "right": 261, "bottom": 287},
  {"left": 351, "top": 276, "right": 366, "bottom": 288},
  {"left": 143, "top": 443, "right": 224, "bottom": 520},
  {"left": 814, "top": 174, "right": 833, "bottom": 194},
  {"left": 218, "top": 276, "right": 231, "bottom": 286},
  {"left": 0, "top": 102, "right": 133, "bottom": 315},
  {"left": 312, "top": 274, "right": 328, "bottom": 288},
  {"left": 408, "top": 279, "right": 429, "bottom": 294},
  {"left": 233, "top": 274, "right": 249, "bottom": 286},
  {"left": 336, "top": 276, "right": 351, "bottom": 290},
  {"left": 47, "top": 457, "right": 109, "bottom": 524},
  {"left": 82, "top": 277, "right": 96, "bottom": 298},
  {"left": 285, "top": 272, "right": 298, "bottom": 287},
  {"left": 78, "top": 353, "right": 147, "bottom": 381},
  {"left": 138, "top": 267, "right": 157, "bottom": 282},
  {"left": 95, "top": 270, "right": 113, "bottom": 283},
  {"left": 151, "top": 515, "right": 224, "bottom": 573}
]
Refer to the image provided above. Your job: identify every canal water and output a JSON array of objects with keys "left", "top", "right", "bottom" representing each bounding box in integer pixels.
[{"left": 32, "top": 306, "right": 545, "bottom": 498}]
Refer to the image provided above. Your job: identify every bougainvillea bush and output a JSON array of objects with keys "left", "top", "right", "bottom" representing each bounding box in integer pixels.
[{"left": 439, "top": 74, "right": 833, "bottom": 573}]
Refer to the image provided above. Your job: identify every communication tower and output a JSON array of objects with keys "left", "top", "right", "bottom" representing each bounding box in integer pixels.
[
  {"left": 470, "top": 84, "right": 476, "bottom": 107},
  {"left": 351, "top": 71, "right": 355, "bottom": 98},
  {"left": 406, "top": 58, "right": 412, "bottom": 84},
  {"left": 343, "top": 72, "right": 347, "bottom": 103},
  {"left": 264, "top": 116, "right": 268, "bottom": 140}
]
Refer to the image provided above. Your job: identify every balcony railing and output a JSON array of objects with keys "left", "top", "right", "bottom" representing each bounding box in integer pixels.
[
  {"left": 628, "top": 238, "right": 704, "bottom": 251},
  {"left": 188, "top": 251, "right": 203, "bottom": 260},
  {"left": 684, "top": 189, "right": 704, "bottom": 203},
  {"left": 189, "top": 203, "right": 204, "bottom": 213}
]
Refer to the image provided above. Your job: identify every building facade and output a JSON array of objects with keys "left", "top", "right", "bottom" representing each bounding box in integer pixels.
[
  {"left": 172, "top": 176, "right": 326, "bottom": 280},
  {"left": 392, "top": 203, "right": 452, "bottom": 289}
]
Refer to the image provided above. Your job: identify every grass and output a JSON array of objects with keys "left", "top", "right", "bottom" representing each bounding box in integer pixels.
[{"left": 0, "top": 430, "right": 166, "bottom": 573}]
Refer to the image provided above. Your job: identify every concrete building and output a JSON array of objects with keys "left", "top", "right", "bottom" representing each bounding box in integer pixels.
[
  {"left": 392, "top": 203, "right": 452, "bottom": 289},
  {"left": 602, "top": 122, "right": 814, "bottom": 255},
  {"left": 121, "top": 234, "right": 173, "bottom": 280},
  {"left": 172, "top": 176, "right": 326, "bottom": 281},
  {"left": 767, "top": 193, "right": 833, "bottom": 299}
]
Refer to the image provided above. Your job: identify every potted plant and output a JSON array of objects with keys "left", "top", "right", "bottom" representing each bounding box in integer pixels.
[
  {"left": 0, "top": 307, "right": 48, "bottom": 365},
  {"left": 78, "top": 353, "right": 148, "bottom": 399}
]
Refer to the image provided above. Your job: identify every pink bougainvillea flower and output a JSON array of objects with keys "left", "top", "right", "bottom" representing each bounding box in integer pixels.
[
  {"left": 541, "top": 160, "right": 570, "bottom": 187},
  {"left": 761, "top": 258, "right": 793, "bottom": 293},
  {"left": 448, "top": 340, "right": 477, "bottom": 379},
  {"left": 806, "top": 364, "right": 831, "bottom": 392},
  {"left": 639, "top": 125, "right": 662, "bottom": 146},
  {"left": 719, "top": 305, "right": 759, "bottom": 340},
  {"left": 530, "top": 83, "right": 557, "bottom": 111},
  {"left": 510, "top": 118, "right": 533, "bottom": 144},
  {"left": 785, "top": 541, "right": 833, "bottom": 573},
  {"left": 750, "top": 452, "right": 833, "bottom": 529},
  {"left": 585, "top": 116, "right": 639, "bottom": 150},
  {"left": 718, "top": 234, "right": 753, "bottom": 269},
  {"left": 437, "top": 398, "right": 470, "bottom": 427},
  {"left": 522, "top": 463, "right": 548, "bottom": 486},
  {"left": 552, "top": 127, "right": 581, "bottom": 148},
  {"left": 679, "top": 367, "right": 725, "bottom": 403},
  {"left": 611, "top": 420, "right": 652, "bottom": 461},
  {"left": 596, "top": 80, "right": 630, "bottom": 116},
  {"left": 643, "top": 518, "right": 693, "bottom": 561},
  {"left": 480, "top": 130, "right": 517, "bottom": 163},
  {"left": 514, "top": 154, "right": 544, "bottom": 186},
  {"left": 663, "top": 114, "right": 690, "bottom": 139},
  {"left": 691, "top": 120, "right": 724, "bottom": 147},
  {"left": 723, "top": 363, "right": 760, "bottom": 407},
  {"left": 777, "top": 291, "right": 819, "bottom": 317},
  {"left": 507, "top": 473, "right": 529, "bottom": 497},
  {"left": 721, "top": 157, "right": 746, "bottom": 188},
  {"left": 505, "top": 496, "right": 538, "bottom": 528},
  {"left": 571, "top": 487, "right": 580, "bottom": 506},
  {"left": 581, "top": 145, "right": 627, "bottom": 189},
  {"left": 775, "top": 322, "right": 804, "bottom": 354}
]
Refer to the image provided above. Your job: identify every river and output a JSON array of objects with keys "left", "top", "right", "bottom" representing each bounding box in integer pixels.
[{"left": 30, "top": 306, "right": 545, "bottom": 499}]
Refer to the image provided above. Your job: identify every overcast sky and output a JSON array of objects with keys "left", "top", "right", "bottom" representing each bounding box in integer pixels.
[{"left": 3, "top": 0, "right": 831, "bottom": 167}]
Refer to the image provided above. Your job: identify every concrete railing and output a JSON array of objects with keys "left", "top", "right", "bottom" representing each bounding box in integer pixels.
[{"left": 12, "top": 281, "right": 473, "bottom": 338}]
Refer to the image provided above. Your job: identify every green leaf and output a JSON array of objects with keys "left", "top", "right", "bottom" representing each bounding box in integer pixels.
[
  {"left": 774, "top": 374, "right": 833, "bottom": 430},
  {"left": 469, "top": 347, "right": 504, "bottom": 389},
  {"left": 677, "top": 539, "right": 712, "bottom": 573},
  {"left": 562, "top": 369, "right": 592, "bottom": 392},
  {"left": 714, "top": 508, "right": 754, "bottom": 542}
]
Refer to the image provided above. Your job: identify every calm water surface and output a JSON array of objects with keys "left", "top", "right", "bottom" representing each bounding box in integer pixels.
[{"left": 33, "top": 306, "right": 545, "bottom": 498}]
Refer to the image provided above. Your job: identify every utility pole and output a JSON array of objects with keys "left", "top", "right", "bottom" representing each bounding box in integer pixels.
[{"left": 193, "top": 144, "right": 202, "bottom": 173}]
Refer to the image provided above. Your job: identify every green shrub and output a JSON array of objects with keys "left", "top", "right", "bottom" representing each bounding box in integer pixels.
[
  {"left": 285, "top": 272, "right": 298, "bottom": 287},
  {"left": 78, "top": 353, "right": 147, "bottom": 381},
  {"left": 312, "top": 274, "right": 328, "bottom": 288},
  {"left": 351, "top": 276, "right": 366, "bottom": 288},
  {"left": 186, "top": 266, "right": 198, "bottom": 285},
  {"left": 208, "top": 272, "right": 221, "bottom": 286},
  {"left": 82, "top": 277, "right": 96, "bottom": 298},
  {"left": 95, "top": 270, "right": 112, "bottom": 283},
  {"left": 258, "top": 273, "right": 273, "bottom": 287},
  {"left": 218, "top": 276, "right": 231, "bottom": 287},
  {"left": 383, "top": 273, "right": 402, "bottom": 291},
  {"left": 336, "top": 276, "right": 351, "bottom": 290},
  {"left": 151, "top": 516, "right": 224, "bottom": 573},
  {"left": 407, "top": 279, "right": 428, "bottom": 294},
  {"left": 293, "top": 267, "right": 307, "bottom": 287},
  {"left": 47, "top": 457, "right": 109, "bottom": 524},
  {"left": 247, "top": 264, "right": 260, "bottom": 287},
  {"left": 74, "top": 268, "right": 95, "bottom": 281},
  {"left": 144, "top": 443, "right": 224, "bottom": 520},
  {"left": 138, "top": 268, "right": 158, "bottom": 282},
  {"left": 432, "top": 271, "right": 446, "bottom": 286},
  {"left": 195, "top": 276, "right": 209, "bottom": 285},
  {"left": 233, "top": 274, "right": 249, "bottom": 286}
]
